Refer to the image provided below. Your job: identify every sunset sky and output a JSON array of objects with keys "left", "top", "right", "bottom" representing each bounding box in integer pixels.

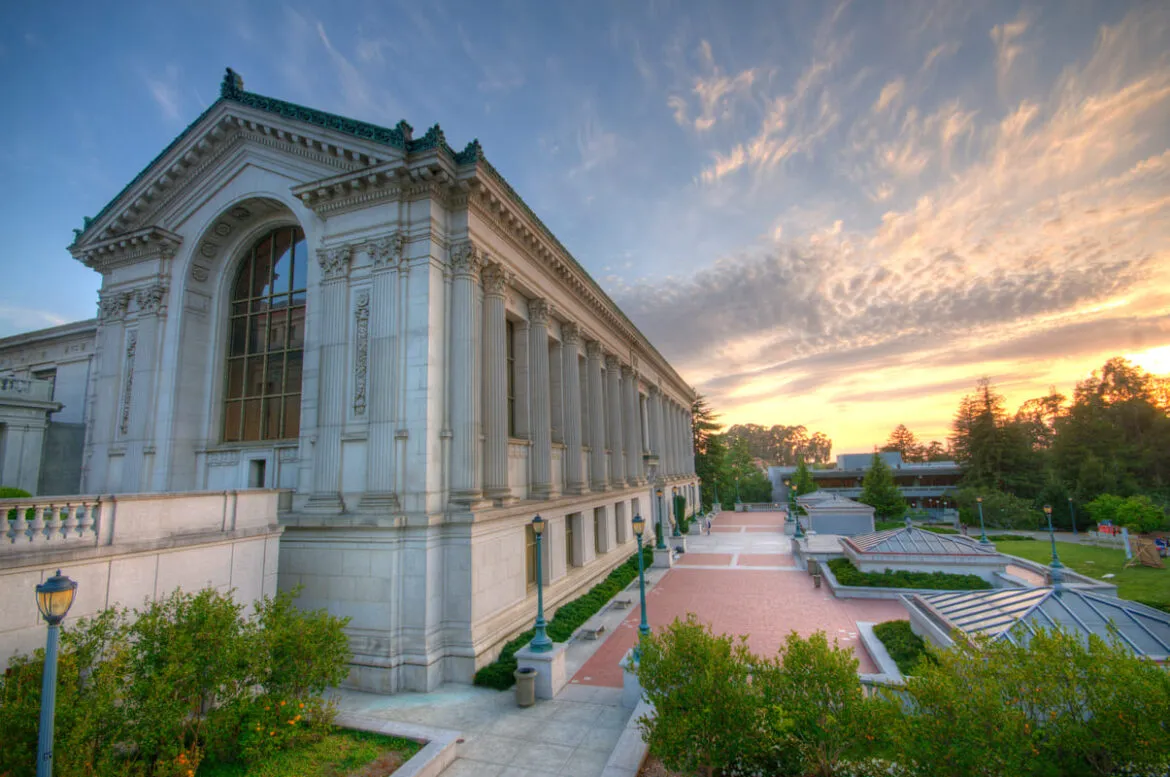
[{"left": 1, "top": 0, "right": 1167, "bottom": 454}]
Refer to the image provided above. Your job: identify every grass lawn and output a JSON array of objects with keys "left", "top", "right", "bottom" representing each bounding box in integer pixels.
[
  {"left": 199, "top": 728, "right": 422, "bottom": 777},
  {"left": 996, "top": 540, "right": 1170, "bottom": 610}
]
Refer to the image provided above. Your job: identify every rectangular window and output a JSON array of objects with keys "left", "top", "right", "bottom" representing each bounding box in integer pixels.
[
  {"left": 565, "top": 514, "right": 576, "bottom": 568},
  {"left": 506, "top": 319, "right": 516, "bottom": 437},
  {"left": 615, "top": 501, "right": 628, "bottom": 543},
  {"left": 31, "top": 369, "right": 56, "bottom": 399},
  {"left": 525, "top": 523, "right": 536, "bottom": 588},
  {"left": 248, "top": 459, "right": 267, "bottom": 488},
  {"left": 594, "top": 507, "right": 604, "bottom": 554}
]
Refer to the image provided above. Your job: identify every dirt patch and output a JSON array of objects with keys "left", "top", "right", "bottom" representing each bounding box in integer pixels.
[{"left": 347, "top": 750, "right": 407, "bottom": 777}]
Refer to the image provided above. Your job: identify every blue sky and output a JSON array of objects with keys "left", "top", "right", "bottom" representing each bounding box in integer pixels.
[{"left": 2, "top": 0, "right": 1168, "bottom": 451}]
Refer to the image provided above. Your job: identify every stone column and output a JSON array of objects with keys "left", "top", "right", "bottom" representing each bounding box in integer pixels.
[
  {"left": 448, "top": 241, "right": 485, "bottom": 505},
  {"left": 687, "top": 410, "right": 696, "bottom": 474},
  {"left": 528, "top": 299, "right": 554, "bottom": 499},
  {"left": 605, "top": 355, "right": 625, "bottom": 489},
  {"left": 586, "top": 341, "right": 608, "bottom": 492},
  {"left": 306, "top": 245, "right": 352, "bottom": 513},
  {"left": 561, "top": 323, "right": 586, "bottom": 495},
  {"left": 671, "top": 403, "right": 682, "bottom": 476},
  {"left": 663, "top": 400, "right": 674, "bottom": 476},
  {"left": 651, "top": 386, "right": 666, "bottom": 483},
  {"left": 621, "top": 367, "right": 639, "bottom": 485},
  {"left": 361, "top": 234, "right": 403, "bottom": 512},
  {"left": 481, "top": 262, "right": 514, "bottom": 504}
]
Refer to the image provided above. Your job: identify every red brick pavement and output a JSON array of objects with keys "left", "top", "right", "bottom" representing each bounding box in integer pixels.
[
  {"left": 570, "top": 566, "right": 909, "bottom": 688},
  {"left": 738, "top": 553, "right": 795, "bottom": 567},
  {"left": 676, "top": 553, "right": 734, "bottom": 566}
]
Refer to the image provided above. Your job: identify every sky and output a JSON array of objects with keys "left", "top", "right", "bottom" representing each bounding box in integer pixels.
[{"left": 1, "top": 0, "right": 1168, "bottom": 454}]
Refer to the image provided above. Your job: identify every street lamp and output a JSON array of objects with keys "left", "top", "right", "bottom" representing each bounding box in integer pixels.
[
  {"left": 631, "top": 514, "right": 651, "bottom": 658},
  {"left": 1068, "top": 497, "right": 1078, "bottom": 535},
  {"left": 529, "top": 516, "right": 553, "bottom": 652},
  {"left": 791, "top": 483, "right": 805, "bottom": 539},
  {"left": 35, "top": 570, "right": 78, "bottom": 777},
  {"left": 1043, "top": 505, "right": 1065, "bottom": 586},
  {"left": 976, "top": 496, "right": 990, "bottom": 545},
  {"left": 735, "top": 477, "right": 742, "bottom": 504},
  {"left": 670, "top": 487, "right": 682, "bottom": 538},
  {"left": 654, "top": 488, "right": 668, "bottom": 551}
]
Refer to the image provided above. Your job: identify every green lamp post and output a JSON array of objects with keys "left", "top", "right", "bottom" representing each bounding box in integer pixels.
[
  {"left": 1043, "top": 505, "right": 1065, "bottom": 586},
  {"left": 976, "top": 496, "right": 990, "bottom": 545},
  {"left": 632, "top": 514, "right": 651, "bottom": 658},
  {"left": 1068, "top": 497, "right": 1078, "bottom": 535},
  {"left": 713, "top": 482, "right": 720, "bottom": 511},
  {"left": 654, "top": 488, "right": 668, "bottom": 551},
  {"left": 35, "top": 570, "right": 78, "bottom": 777},
  {"left": 791, "top": 483, "right": 805, "bottom": 539},
  {"left": 670, "top": 487, "right": 682, "bottom": 538},
  {"left": 735, "top": 476, "right": 742, "bottom": 504},
  {"left": 529, "top": 516, "right": 553, "bottom": 652}
]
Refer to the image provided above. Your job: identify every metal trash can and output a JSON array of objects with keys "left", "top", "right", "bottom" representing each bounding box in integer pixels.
[
  {"left": 807, "top": 558, "right": 820, "bottom": 577},
  {"left": 813, "top": 574, "right": 822, "bottom": 589},
  {"left": 514, "top": 667, "right": 537, "bottom": 707}
]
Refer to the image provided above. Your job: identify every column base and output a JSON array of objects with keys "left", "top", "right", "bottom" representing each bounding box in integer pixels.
[
  {"left": 357, "top": 491, "right": 400, "bottom": 513},
  {"left": 652, "top": 549, "right": 674, "bottom": 568},
  {"left": 515, "top": 642, "right": 568, "bottom": 700},
  {"left": 670, "top": 536, "right": 687, "bottom": 553},
  {"left": 531, "top": 484, "right": 560, "bottom": 500},
  {"left": 304, "top": 492, "right": 345, "bottom": 514},
  {"left": 565, "top": 482, "right": 590, "bottom": 496},
  {"left": 588, "top": 481, "right": 610, "bottom": 493},
  {"left": 484, "top": 487, "right": 519, "bottom": 506}
]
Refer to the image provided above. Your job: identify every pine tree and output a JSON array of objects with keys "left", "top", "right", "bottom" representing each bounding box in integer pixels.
[
  {"left": 859, "top": 452, "right": 906, "bottom": 519},
  {"left": 881, "top": 424, "right": 921, "bottom": 461},
  {"left": 793, "top": 457, "right": 817, "bottom": 496}
]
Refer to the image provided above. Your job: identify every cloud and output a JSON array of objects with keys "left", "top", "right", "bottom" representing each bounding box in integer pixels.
[
  {"left": 0, "top": 305, "right": 69, "bottom": 337},
  {"left": 873, "top": 78, "right": 905, "bottom": 113},
  {"left": 989, "top": 10, "right": 1032, "bottom": 94},
  {"left": 667, "top": 40, "right": 759, "bottom": 132},
  {"left": 144, "top": 64, "right": 183, "bottom": 122}
]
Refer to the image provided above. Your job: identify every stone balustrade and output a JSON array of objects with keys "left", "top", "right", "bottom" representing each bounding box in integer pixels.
[
  {"left": 0, "top": 376, "right": 55, "bottom": 402},
  {"left": 2, "top": 499, "right": 101, "bottom": 551}
]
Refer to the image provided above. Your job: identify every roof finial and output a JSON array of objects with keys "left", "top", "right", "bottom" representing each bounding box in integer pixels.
[
  {"left": 905, "top": 515, "right": 912, "bottom": 529},
  {"left": 221, "top": 67, "right": 244, "bottom": 99}
]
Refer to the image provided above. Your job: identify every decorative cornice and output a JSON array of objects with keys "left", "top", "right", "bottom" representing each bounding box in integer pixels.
[
  {"left": 449, "top": 241, "right": 483, "bottom": 280},
  {"left": 77, "top": 226, "right": 183, "bottom": 275},
  {"left": 317, "top": 245, "right": 352, "bottom": 282},
  {"left": 528, "top": 298, "right": 552, "bottom": 327}
]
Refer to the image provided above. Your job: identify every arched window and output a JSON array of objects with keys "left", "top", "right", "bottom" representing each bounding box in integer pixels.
[{"left": 223, "top": 226, "right": 307, "bottom": 442}]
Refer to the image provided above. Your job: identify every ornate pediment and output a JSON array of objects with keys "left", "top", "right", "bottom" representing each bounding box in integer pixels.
[{"left": 77, "top": 226, "right": 183, "bottom": 275}]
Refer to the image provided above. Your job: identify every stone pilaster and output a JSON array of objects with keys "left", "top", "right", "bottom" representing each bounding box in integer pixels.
[
  {"left": 688, "top": 411, "right": 696, "bottom": 474},
  {"left": 561, "top": 323, "right": 586, "bottom": 495},
  {"left": 649, "top": 386, "right": 664, "bottom": 483},
  {"left": 306, "top": 245, "right": 352, "bottom": 513},
  {"left": 528, "top": 299, "right": 554, "bottom": 499},
  {"left": 361, "top": 234, "right": 403, "bottom": 512},
  {"left": 622, "top": 367, "right": 642, "bottom": 484},
  {"left": 586, "top": 341, "right": 608, "bottom": 492},
  {"left": 448, "top": 241, "right": 484, "bottom": 506},
  {"left": 120, "top": 284, "right": 168, "bottom": 492},
  {"left": 482, "top": 262, "right": 514, "bottom": 504},
  {"left": 605, "top": 355, "right": 625, "bottom": 489}
]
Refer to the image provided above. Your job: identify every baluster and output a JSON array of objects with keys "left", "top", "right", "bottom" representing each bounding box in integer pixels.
[
  {"left": 29, "top": 506, "right": 47, "bottom": 544},
  {"left": 13, "top": 503, "right": 30, "bottom": 543},
  {"left": 78, "top": 501, "right": 95, "bottom": 539},
  {"left": 46, "top": 504, "right": 64, "bottom": 541},
  {"left": 2, "top": 506, "right": 12, "bottom": 544},
  {"left": 63, "top": 503, "right": 79, "bottom": 538}
]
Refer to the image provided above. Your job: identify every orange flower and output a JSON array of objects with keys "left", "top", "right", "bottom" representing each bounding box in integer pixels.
[
  {"left": 270, "top": 731, "right": 275, "bottom": 736},
  {"left": 265, "top": 706, "right": 270, "bottom": 711},
  {"left": 280, "top": 700, "right": 287, "bottom": 707},
  {"left": 299, "top": 703, "right": 305, "bottom": 709}
]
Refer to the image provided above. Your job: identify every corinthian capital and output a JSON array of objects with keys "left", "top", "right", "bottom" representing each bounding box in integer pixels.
[
  {"left": 449, "top": 240, "right": 483, "bottom": 279},
  {"left": 98, "top": 291, "right": 131, "bottom": 322},
  {"left": 369, "top": 232, "right": 404, "bottom": 268},
  {"left": 605, "top": 354, "right": 621, "bottom": 371},
  {"left": 528, "top": 298, "right": 553, "bottom": 326},
  {"left": 562, "top": 322, "right": 582, "bottom": 346},
  {"left": 481, "top": 261, "right": 509, "bottom": 297},
  {"left": 135, "top": 283, "right": 169, "bottom": 316},
  {"left": 585, "top": 340, "right": 603, "bottom": 359},
  {"left": 317, "top": 244, "right": 353, "bottom": 282}
]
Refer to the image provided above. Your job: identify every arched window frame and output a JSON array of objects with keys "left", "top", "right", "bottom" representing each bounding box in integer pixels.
[{"left": 221, "top": 224, "right": 307, "bottom": 443}]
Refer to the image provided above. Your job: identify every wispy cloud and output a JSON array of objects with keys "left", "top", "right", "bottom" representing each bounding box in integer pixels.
[{"left": 144, "top": 64, "right": 183, "bottom": 122}]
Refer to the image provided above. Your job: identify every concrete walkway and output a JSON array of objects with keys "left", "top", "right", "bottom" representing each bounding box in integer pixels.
[{"left": 335, "top": 509, "right": 909, "bottom": 776}]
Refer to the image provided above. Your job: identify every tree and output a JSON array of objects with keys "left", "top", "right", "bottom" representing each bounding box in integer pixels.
[
  {"left": 922, "top": 440, "right": 950, "bottom": 462},
  {"left": 792, "top": 457, "right": 818, "bottom": 496},
  {"left": 882, "top": 424, "right": 922, "bottom": 462},
  {"left": 859, "top": 452, "right": 906, "bottom": 519},
  {"left": 692, "top": 395, "right": 729, "bottom": 511}
]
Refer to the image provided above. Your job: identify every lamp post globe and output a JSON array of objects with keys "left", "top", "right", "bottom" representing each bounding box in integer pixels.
[
  {"left": 976, "top": 496, "right": 990, "bottom": 545},
  {"left": 529, "top": 516, "right": 553, "bottom": 652},
  {"left": 631, "top": 514, "right": 651, "bottom": 657},
  {"left": 35, "top": 570, "right": 78, "bottom": 777}
]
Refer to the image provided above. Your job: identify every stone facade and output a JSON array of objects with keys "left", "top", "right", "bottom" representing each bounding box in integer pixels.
[{"left": 21, "top": 69, "right": 700, "bottom": 692}]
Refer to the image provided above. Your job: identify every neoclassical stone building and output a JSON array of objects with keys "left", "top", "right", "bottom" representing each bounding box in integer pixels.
[{"left": 52, "top": 69, "right": 699, "bottom": 691}]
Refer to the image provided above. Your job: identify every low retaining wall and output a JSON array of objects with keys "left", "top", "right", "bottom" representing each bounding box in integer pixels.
[
  {"left": 999, "top": 553, "right": 1119, "bottom": 595},
  {"left": 333, "top": 712, "right": 459, "bottom": 777},
  {"left": 819, "top": 559, "right": 998, "bottom": 601}
]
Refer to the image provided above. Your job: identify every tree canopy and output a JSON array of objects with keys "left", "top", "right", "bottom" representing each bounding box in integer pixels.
[{"left": 859, "top": 451, "right": 907, "bottom": 519}]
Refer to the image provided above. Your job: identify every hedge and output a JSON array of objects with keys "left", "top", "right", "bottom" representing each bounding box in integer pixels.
[
  {"left": 872, "top": 619, "right": 934, "bottom": 676},
  {"left": 921, "top": 525, "right": 959, "bottom": 535},
  {"left": 473, "top": 544, "right": 655, "bottom": 689},
  {"left": 827, "top": 558, "right": 992, "bottom": 591},
  {"left": 986, "top": 534, "right": 1035, "bottom": 542}
]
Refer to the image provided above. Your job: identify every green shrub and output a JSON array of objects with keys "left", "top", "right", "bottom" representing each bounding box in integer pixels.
[
  {"left": 0, "top": 486, "right": 31, "bottom": 498},
  {"left": 874, "top": 519, "right": 905, "bottom": 531},
  {"left": 921, "top": 525, "right": 959, "bottom": 535},
  {"left": 986, "top": 534, "right": 1035, "bottom": 542},
  {"left": 0, "top": 586, "right": 350, "bottom": 777},
  {"left": 827, "top": 558, "right": 992, "bottom": 591},
  {"left": 473, "top": 545, "right": 653, "bottom": 690},
  {"left": 872, "top": 620, "right": 933, "bottom": 676}
]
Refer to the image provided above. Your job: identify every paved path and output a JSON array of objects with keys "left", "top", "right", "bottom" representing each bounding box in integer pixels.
[
  {"left": 336, "top": 509, "right": 909, "bottom": 777},
  {"left": 570, "top": 510, "right": 908, "bottom": 688}
]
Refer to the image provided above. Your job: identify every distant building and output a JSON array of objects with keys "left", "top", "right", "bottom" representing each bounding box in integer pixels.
[{"left": 770, "top": 452, "right": 961, "bottom": 517}]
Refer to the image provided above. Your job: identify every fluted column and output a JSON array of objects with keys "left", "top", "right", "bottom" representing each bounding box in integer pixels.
[
  {"left": 482, "top": 261, "right": 514, "bottom": 503},
  {"left": 448, "top": 241, "right": 484, "bottom": 505},
  {"left": 361, "top": 234, "right": 403, "bottom": 511},
  {"left": 672, "top": 403, "right": 683, "bottom": 476},
  {"left": 528, "top": 299, "right": 554, "bottom": 498},
  {"left": 622, "top": 367, "right": 642, "bottom": 484},
  {"left": 586, "top": 341, "right": 608, "bottom": 492},
  {"left": 687, "top": 410, "right": 696, "bottom": 474},
  {"left": 306, "top": 245, "right": 352, "bottom": 513},
  {"left": 648, "top": 385, "right": 663, "bottom": 483},
  {"left": 605, "top": 355, "right": 625, "bottom": 489},
  {"left": 664, "top": 400, "right": 675, "bottom": 476},
  {"left": 562, "top": 324, "right": 586, "bottom": 495}
]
